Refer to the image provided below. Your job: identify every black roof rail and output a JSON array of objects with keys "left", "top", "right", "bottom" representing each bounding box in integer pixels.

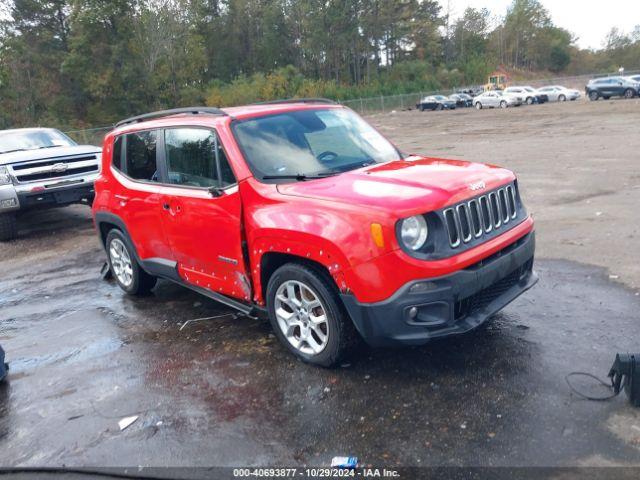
[
  {"left": 115, "top": 107, "right": 228, "bottom": 128},
  {"left": 253, "top": 98, "right": 337, "bottom": 106}
]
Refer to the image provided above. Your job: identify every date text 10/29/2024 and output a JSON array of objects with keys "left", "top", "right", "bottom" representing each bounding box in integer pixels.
[{"left": 233, "top": 468, "right": 401, "bottom": 478}]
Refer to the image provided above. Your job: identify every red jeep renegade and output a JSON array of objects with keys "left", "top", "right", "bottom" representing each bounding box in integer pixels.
[{"left": 93, "top": 100, "right": 537, "bottom": 366}]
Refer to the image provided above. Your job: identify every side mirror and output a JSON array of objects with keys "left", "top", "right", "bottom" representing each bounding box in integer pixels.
[{"left": 208, "top": 186, "right": 224, "bottom": 197}]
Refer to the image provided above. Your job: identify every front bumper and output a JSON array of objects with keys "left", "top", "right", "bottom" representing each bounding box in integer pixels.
[
  {"left": 341, "top": 232, "right": 537, "bottom": 347},
  {"left": 0, "top": 175, "right": 97, "bottom": 213}
]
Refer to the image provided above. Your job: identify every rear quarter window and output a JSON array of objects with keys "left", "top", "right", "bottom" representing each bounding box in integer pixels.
[{"left": 112, "top": 136, "right": 123, "bottom": 171}]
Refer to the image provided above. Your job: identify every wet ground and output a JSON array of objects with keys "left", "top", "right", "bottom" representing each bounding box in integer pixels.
[
  {"left": 2, "top": 99, "right": 640, "bottom": 469},
  {"left": 1, "top": 206, "right": 639, "bottom": 468}
]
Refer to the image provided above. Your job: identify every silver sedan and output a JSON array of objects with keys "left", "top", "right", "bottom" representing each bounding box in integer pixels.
[{"left": 473, "top": 91, "right": 522, "bottom": 109}]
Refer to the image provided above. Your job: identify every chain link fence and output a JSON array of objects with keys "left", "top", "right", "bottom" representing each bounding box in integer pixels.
[
  {"left": 63, "top": 68, "right": 640, "bottom": 143},
  {"left": 64, "top": 126, "right": 113, "bottom": 147}
]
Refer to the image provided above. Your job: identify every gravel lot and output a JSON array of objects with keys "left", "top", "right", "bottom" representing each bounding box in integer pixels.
[
  {"left": 0, "top": 98, "right": 639, "bottom": 469},
  {"left": 369, "top": 98, "right": 640, "bottom": 291}
]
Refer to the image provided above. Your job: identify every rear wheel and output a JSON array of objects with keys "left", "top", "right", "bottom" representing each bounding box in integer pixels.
[
  {"left": 0, "top": 213, "right": 17, "bottom": 242},
  {"left": 589, "top": 91, "right": 599, "bottom": 101},
  {"left": 266, "top": 263, "right": 356, "bottom": 367},
  {"left": 526, "top": 97, "right": 534, "bottom": 105},
  {"left": 558, "top": 94, "right": 566, "bottom": 102},
  {"left": 500, "top": 100, "right": 508, "bottom": 108},
  {"left": 624, "top": 88, "right": 635, "bottom": 99},
  {"left": 106, "top": 229, "right": 157, "bottom": 295},
  {"left": 436, "top": 104, "right": 443, "bottom": 111},
  {"left": 419, "top": 105, "right": 425, "bottom": 112}
]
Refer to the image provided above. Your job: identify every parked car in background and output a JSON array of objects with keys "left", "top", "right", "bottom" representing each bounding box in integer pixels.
[
  {"left": 456, "top": 86, "right": 484, "bottom": 97},
  {"left": 416, "top": 95, "right": 457, "bottom": 111},
  {"left": 449, "top": 93, "right": 473, "bottom": 108},
  {"left": 0, "top": 128, "right": 101, "bottom": 241},
  {"left": 585, "top": 76, "right": 639, "bottom": 100},
  {"left": 504, "top": 86, "right": 548, "bottom": 105},
  {"left": 626, "top": 75, "right": 640, "bottom": 84},
  {"left": 473, "top": 90, "right": 521, "bottom": 109},
  {"left": 537, "top": 86, "right": 580, "bottom": 102},
  {"left": 0, "top": 345, "right": 6, "bottom": 382},
  {"left": 93, "top": 102, "right": 537, "bottom": 366}
]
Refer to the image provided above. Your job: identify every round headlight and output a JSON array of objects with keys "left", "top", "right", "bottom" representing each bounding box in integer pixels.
[{"left": 400, "top": 215, "right": 428, "bottom": 251}]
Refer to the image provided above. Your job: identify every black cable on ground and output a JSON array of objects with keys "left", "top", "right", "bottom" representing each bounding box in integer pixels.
[{"left": 565, "top": 372, "right": 620, "bottom": 401}]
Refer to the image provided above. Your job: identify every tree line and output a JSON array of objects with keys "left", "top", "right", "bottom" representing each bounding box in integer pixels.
[{"left": 0, "top": 0, "right": 638, "bottom": 129}]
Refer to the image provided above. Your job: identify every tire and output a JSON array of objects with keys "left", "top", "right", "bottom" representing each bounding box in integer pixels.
[
  {"left": 266, "top": 263, "right": 357, "bottom": 367},
  {"left": 526, "top": 97, "right": 534, "bottom": 105},
  {"left": 436, "top": 104, "right": 443, "bottom": 111},
  {"left": 558, "top": 94, "right": 566, "bottom": 102},
  {"left": 0, "top": 213, "right": 17, "bottom": 241},
  {"left": 475, "top": 102, "right": 482, "bottom": 110},
  {"left": 419, "top": 105, "right": 425, "bottom": 112},
  {"left": 624, "top": 88, "right": 635, "bottom": 99},
  {"left": 589, "top": 91, "right": 599, "bottom": 101},
  {"left": 105, "top": 229, "right": 157, "bottom": 295},
  {"left": 500, "top": 100, "right": 507, "bottom": 108}
]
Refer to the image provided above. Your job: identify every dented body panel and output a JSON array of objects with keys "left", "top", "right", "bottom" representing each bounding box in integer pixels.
[{"left": 93, "top": 102, "right": 537, "bottom": 344}]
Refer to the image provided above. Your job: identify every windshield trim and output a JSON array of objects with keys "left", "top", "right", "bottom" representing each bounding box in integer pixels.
[{"left": 229, "top": 108, "right": 404, "bottom": 184}]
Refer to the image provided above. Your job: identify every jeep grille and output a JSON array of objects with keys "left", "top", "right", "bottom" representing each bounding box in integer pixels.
[{"left": 443, "top": 183, "right": 519, "bottom": 249}]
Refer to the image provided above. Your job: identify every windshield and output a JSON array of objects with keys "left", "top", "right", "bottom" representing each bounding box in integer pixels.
[
  {"left": 0, "top": 129, "right": 76, "bottom": 154},
  {"left": 434, "top": 96, "right": 447, "bottom": 100},
  {"left": 232, "top": 108, "right": 401, "bottom": 180}
]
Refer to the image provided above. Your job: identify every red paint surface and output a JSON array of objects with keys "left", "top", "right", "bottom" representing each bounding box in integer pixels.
[{"left": 93, "top": 104, "right": 534, "bottom": 306}]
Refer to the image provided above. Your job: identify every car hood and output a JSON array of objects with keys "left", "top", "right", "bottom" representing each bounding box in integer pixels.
[
  {"left": 277, "top": 156, "right": 516, "bottom": 216},
  {"left": 0, "top": 145, "right": 101, "bottom": 166}
]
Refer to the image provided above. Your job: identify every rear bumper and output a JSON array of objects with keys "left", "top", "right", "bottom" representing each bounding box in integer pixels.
[{"left": 341, "top": 232, "right": 537, "bottom": 347}]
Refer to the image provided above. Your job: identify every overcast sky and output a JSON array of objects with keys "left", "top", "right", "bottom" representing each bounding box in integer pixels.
[{"left": 441, "top": 0, "right": 640, "bottom": 50}]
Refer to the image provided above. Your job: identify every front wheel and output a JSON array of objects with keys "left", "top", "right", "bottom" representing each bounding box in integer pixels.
[
  {"left": 624, "top": 88, "right": 635, "bottom": 99},
  {"left": 526, "top": 97, "right": 534, "bottom": 105},
  {"left": 0, "top": 213, "right": 17, "bottom": 242},
  {"left": 266, "top": 263, "right": 355, "bottom": 367},
  {"left": 558, "top": 94, "right": 566, "bottom": 102},
  {"left": 589, "top": 91, "right": 599, "bottom": 101},
  {"left": 419, "top": 105, "right": 425, "bottom": 112},
  {"left": 475, "top": 102, "right": 482, "bottom": 110},
  {"left": 106, "top": 229, "right": 157, "bottom": 295},
  {"left": 500, "top": 100, "right": 507, "bottom": 108}
]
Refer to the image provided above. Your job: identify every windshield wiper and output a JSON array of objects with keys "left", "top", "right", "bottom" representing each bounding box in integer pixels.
[
  {"left": 262, "top": 172, "right": 339, "bottom": 181},
  {"left": 0, "top": 148, "right": 27, "bottom": 154}
]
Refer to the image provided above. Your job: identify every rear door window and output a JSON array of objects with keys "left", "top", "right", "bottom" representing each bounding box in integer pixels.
[{"left": 125, "top": 130, "right": 159, "bottom": 182}]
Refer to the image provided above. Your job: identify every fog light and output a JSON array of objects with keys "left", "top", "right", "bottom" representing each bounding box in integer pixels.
[
  {"left": 408, "top": 307, "right": 418, "bottom": 319},
  {"left": 409, "top": 282, "right": 438, "bottom": 294}
]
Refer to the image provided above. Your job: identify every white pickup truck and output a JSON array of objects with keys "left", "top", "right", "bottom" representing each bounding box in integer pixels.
[{"left": 0, "top": 128, "right": 102, "bottom": 241}]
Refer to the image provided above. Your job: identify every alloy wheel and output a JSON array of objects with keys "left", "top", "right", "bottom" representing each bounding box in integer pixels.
[
  {"left": 274, "top": 280, "right": 329, "bottom": 355},
  {"left": 109, "top": 238, "right": 134, "bottom": 287}
]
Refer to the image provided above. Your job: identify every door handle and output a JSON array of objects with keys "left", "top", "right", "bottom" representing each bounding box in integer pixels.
[{"left": 163, "top": 203, "right": 182, "bottom": 214}]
